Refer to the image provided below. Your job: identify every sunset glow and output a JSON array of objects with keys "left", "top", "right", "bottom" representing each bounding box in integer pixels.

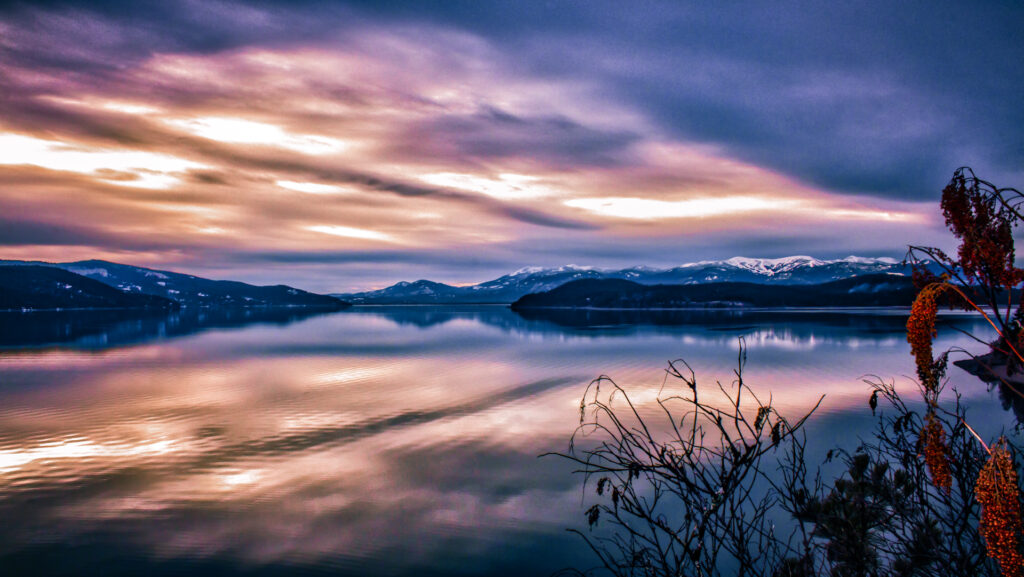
[
  {"left": 420, "top": 172, "right": 558, "bottom": 200},
  {"left": 163, "top": 117, "right": 347, "bottom": 155},
  {"left": 276, "top": 181, "right": 351, "bottom": 195},
  {"left": 0, "top": 132, "right": 207, "bottom": 189},
  {"left": 564, "top": 196, "right": 794, "bottom": 220},
  {"left": 306, "top": 225, "right": 396, "bottom": 243}
]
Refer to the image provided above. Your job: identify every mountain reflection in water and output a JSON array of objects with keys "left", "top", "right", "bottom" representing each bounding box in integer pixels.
[
  {"left": 0, "top": 305, "right": 975, "bottom": 350},
  {"left": 0, "top": 307, "right": 341, "bottom": 349}
]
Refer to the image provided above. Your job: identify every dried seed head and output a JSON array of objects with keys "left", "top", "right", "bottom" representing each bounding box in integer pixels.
[
  {"left": 918, "top": 411, "right": 951, "bottom": 494},
  {"left": 976, "top": 440, "right": 1024, "bottom": 577},
  {"left": 771, "top": 421, "right": 784, "bottom": 445},
  {"left": 941, "top": 171, "right": 1024, "bottom": 289},
  {"left": 755, "top": 406, "right": 770, "bottom": 431},
  {"left": 907, "top": 283, "right": 951, "bottom": 393}
]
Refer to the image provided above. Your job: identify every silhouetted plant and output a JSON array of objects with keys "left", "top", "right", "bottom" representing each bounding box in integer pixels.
[{"left": 549, "top": 339, "right": 822, "bottom": 576}]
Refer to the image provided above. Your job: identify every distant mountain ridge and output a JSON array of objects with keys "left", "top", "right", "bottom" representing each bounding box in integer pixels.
[
  {"left": 0, "top": 259, "right": 349, "bottom": 309},
  {"left": 510, "top": 274, "right": 920, "bottom": 310},
  {"left": 336, "top": 256, "right": 920, "bottom": 304},
  {"left": 0, "top": 265, "right": 178, "bottom": 311}
]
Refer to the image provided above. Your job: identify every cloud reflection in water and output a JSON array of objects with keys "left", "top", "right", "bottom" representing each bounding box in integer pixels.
[{"left": 0, "top": 306, "right": 1009, "bottom": 575}]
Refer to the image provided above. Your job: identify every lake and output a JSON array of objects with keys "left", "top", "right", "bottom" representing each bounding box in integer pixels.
[{"left": 0, "top": 306, "right": 1017, "bottom": 576}]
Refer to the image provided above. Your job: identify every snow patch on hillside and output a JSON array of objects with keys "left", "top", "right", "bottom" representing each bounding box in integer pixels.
[{"left": 68, "top": 267, "right": 109, "bottom": 277}]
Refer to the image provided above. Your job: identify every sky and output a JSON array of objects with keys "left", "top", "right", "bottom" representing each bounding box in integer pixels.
[{"left": 0, "top": 1, "right": 1021, "bottom": 293}]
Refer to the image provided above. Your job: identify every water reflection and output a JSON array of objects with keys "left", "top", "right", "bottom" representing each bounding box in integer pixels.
[
  {"left": 0, "top": 305, "right": 980, "bottom": 351},
  {"left": 0, "top": 307, "right": 339, "bottom": 349},
  {"left": 0, "top": 306, "right": 1015, "bottom": 576}
]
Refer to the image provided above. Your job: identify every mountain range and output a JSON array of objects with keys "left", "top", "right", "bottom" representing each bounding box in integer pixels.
[
  {"left": 335, "top": 256, "right": 920, "bottom": 304},
  {"left": 0, "top": 255, "right": 930, "bottom": 311},
  {"left": 0, "top": 260, "right": 349, "bottom": 309}
]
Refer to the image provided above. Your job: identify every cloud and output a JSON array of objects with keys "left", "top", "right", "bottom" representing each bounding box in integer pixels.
[
  {"left": 0, "top": 1, "right": 1009, "bottom": 290},
  {"left": 275, "top": 181, "right": 351, "bottom": 195},
  {"left": 492, "top": 206, "right": 600, "bottom": 231},
  {"left": 549, "top": 2, "right": 1024, "bottom": 200},
  {"left": 400, "top": 106, "right": 641, "bottom": 167},
  {"left": 0, "top": 216, "right": 118, "bottom": 247},
  {"left": 564, "top": 196, "right": 797, "bottom": 220},
  {"left": 305, "top": 225, "right": 395, "bottom": 243},
  {"left": 336, "top": 1, "right": 1022, "bottom": 200},
  {"left": 0, "top": 132, "right": 207, "bottom": 189}
]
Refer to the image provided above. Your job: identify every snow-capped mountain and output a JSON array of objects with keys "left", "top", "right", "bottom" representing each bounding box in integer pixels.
[
  {"left": 473, "top": 265, "right": 605, "bottom": 294},
  {"left": 335, "top": 256, "right": 918, "bottom": 304},
  {"left": 642, "top": 256, "right": 904, "bottom": 285}
]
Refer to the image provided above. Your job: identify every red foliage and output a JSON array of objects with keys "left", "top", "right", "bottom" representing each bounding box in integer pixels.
[
  {"left": 918, "top": 410, "right": 952, "bottom": 494},
  {"left": 940, "top": 171, "right": 1024, "bottom": 290},
  {"left": 976, "top": 441, "right": 1024, "bottom": 577},
  {"left": 907, "top": 283, "right": 951, "bottom": 392}
]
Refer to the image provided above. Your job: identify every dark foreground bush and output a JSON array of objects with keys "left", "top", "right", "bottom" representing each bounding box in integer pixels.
[{"left": 551, "top": 346, "right": 1016, "bottom": 577}]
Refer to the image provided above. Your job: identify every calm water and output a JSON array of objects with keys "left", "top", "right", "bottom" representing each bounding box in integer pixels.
[{"left": 0, "top": 306, "right": 1017, "bottom": 576}]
